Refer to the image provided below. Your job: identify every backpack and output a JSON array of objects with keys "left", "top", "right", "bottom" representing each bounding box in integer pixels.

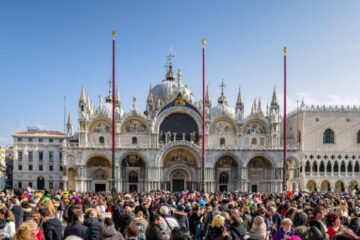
[{"left": 136, "top": 222, "right": 146, "bottom": 240}]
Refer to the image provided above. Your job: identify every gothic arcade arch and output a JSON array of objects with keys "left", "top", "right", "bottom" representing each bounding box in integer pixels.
[
  {"left": 247, "top": 156, "right": 273, "bottom": 192},
  {"left": 120, "top": 153, "right": 146, "bottom": 192},
  {"left": 215, "top": 156, "right": 239, "bottom": 192}
]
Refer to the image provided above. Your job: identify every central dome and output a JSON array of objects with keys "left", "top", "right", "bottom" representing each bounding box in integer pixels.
[{"left": 151, "top": 66, "right": 194, "bottom": 106}]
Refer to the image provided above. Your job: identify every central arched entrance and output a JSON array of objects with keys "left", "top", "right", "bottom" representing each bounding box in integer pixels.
[
  {"left": 162, "top": 147, "right": 200, "bottom": 191},
  {"left": 86, "top": 156, "right": 111, "bottom": 192},
  {"left": 247, "top": 156, "right": 273, "bottom": 192},
  {"left": 215, "top": 156, "right": 239, "bottom": 192},
  {"left": 121, "top": 154, "right": 146, "bottom": 192}
]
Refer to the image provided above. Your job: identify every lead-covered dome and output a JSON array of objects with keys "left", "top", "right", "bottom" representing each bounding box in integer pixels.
[
  {"left": 151, "top": 65, "right": 194, "bottom": 106},
  {"left": 211, "top": 95, "right": 235, "bottom": 119}
]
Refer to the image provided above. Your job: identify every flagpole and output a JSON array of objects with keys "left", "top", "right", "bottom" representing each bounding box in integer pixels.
[
  {"left": 282, "top": 47, "right": 287, "bottom": 192},
  {"left": 201, "top": 39, "right": 207, "bottom": 193},
  {"left": 112, "top": 30, "right": 117, "bottom": 193}
]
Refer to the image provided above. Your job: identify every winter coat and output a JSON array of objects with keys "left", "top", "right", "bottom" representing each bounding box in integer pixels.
[
  {"left": 205, "top": 226, "right": 230, "bottom": 240},
  {"left": 43, "top": 217, "right": 62, "bottom": 240},
  {"left": 175, "top": 211, "right": 189, "bottom": 229},
  {"left": 112, "top": 203, "right": 124, "bottom": 229},
  {"left": 229, "top": 223, "right": 246, "bottom": 240},
  {"left": 189, "top": 212, "right": 202, "bottom": 236},
  {"left": 0, "top": 220, "right": 16, "bottom": 239},
  {"left": 272, "top": 227, "right": 295, "bottom": 240},
  {"left": 83, "top": 217, "right": 103, "bottom": 240},
  {"left": 64, "top": 221, "right": 88, "bottom": 239},
  {"left": 11, "top": 205, "right": 24, "bottom": 228},
  {"left": 145, "top": 223, "right": 165, "bottom": 240},
  {"left": 350, "top": 217, "right": 360, "bottom": 236},
  {"left": 160, "top": 215, "right": 179, "bottom": 237},
  {"left": 120, "top": 212, "right": 135, "bottom": 235},
  {"left": 309, "top": 219, "right": 327, "bottom": 239},
  {"left": 102, "top": 225, "right": 124, "bottom": 240}
]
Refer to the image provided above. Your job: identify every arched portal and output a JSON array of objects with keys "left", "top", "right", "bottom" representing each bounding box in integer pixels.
[
  {"left": 86, "top": 156, "right": 111, "bottom": 192},
  {"left": 67, "top": 168, "right": 76, "bottom": 191},
  {"left": 121, "top": 154, "right": 146, "bottom": 192},
  {"left": 306, "top": 180, "right": 317, "bottom": 192},
  {"left": 162, "top": 147, "right": 199, "bottom": 191},
  {"left": 215, "top": 156, "right": 239, "bottom": 192},
  {"left": 247, "top": 156, "right": 273, "bottom": 192},
  {"left": 335, "top": 180, "right": 345, "bottom": 193},
  {"left": 37, "top": 176, "right": 45, "bottom": 190},
  {"left": 320, "top": 180, "right": 331, "bottom": 192},
  {"left": 159, "top": 113, "right": 199, "bottom": 144}
]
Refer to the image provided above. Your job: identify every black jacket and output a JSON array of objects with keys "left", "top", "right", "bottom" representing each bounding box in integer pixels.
[
  {"left": 11, "top": 205, "right": 24, "bottom": 228},
  {"left": 43, "top": 217, "right": 62, "bottom": 240},
  {"left": 83, "top": 217, "right": 103, "bottom": 240},
  {"left": 64, "top": 221, "right": 88, "bottom": 239},
  {"left": 189, "top": 212, "right": 202, "bottom": 236},
  {"left": 145, "top": 223, "right": 165, "bottom": 240},
  {"left": 229, "top": 223, "right": 246, "bottom": 240},
  {"left": 205, "top": 226, "right": 230, "bottom": 240}
]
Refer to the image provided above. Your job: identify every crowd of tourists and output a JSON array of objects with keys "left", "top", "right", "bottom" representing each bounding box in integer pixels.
[{"left": 0, "top": 188, "right": 359, "bottom": 240}]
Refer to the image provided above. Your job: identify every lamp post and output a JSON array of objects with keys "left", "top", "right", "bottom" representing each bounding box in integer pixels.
[{"left": 111, "top": 30, "right": 117, "bottom": 193}]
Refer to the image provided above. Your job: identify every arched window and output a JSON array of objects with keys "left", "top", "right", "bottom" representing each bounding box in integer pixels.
[
  {"left": 340, "top": 161, "right": 346, "bottom": 172},
  {"left": 220, "top": 137, "right": 225, "bottom": 146},
  {"left": 219, "top": 172, "right": 229, "bottom": 184},
  {"left": 355, "top": 162, "right": 360, "bottom": 172},
  {"left": 334, "top": 161, "right": 339, "bottom": 173},
  {"left": 319, "top": 161, "right": 325, "bottom": 172},
  {"left": 348, "top": 162, "right": 353, "bottom": 173},
  {"left": 326, "top": 162, "right": 332, "bottom": 173},
  {"left": 312, "top": 162, "right": 318, "bottom": 173},
  {"left": 323, "top": 128, "right": 335, "bottom": 144},
  {"left": 357, "top": 130, "right": 360, "bottom": 144},
  {"left": 305, "top": 161, "right": 311, "bottom": 172},
  {"left": 252, "top": 138, "right": 257, "bottom": 145},
  {"left": 128, "top": 171, "right": 138, "bottom": 183},
  {"left": 132, "top": 137, "right": 137, "bottom": 145},
  {"left": 99, "top": 136, "right": 105, "bottom": 144}
]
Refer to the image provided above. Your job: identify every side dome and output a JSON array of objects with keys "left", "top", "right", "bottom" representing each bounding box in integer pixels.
[{"left": 211, "top": 95, "right": 235, "bottom": 119}]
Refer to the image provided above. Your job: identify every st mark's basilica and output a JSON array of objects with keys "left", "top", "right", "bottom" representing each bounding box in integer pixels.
[{"left": 62, "top": 53, "right": 301, "bottom": 193}]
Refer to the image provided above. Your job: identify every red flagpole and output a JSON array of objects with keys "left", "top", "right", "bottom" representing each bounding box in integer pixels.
[
  {"left": 112, "top": 31, "right": 116, "bottom": 193},
  {"left": 283, "top": 47, "right": 287, "bottom": 192},
  {"left": 201, "top": 39, "right": 207, "bottom": 192}
]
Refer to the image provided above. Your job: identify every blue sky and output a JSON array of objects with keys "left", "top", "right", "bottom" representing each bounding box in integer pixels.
[{"left": 1, "top": 1, "right": 360, "bottom": 146}]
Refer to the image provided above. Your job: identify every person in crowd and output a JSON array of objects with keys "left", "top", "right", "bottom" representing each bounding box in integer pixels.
[
  {"left": 229, "top": 213, "right": 246, "bottom": 240},
  {"left": 146, "top": 214, "right": 165, "bottom": 240},
  {"left": 160, "top": 205, "right": 180, "bottom": 237},
  {"left": 63, "top": 209, "right": 88, "bottom": 240},
  {"left": 120, "top": 206, "right": 135, "bottom": 236},
  {"left": 83, "top": 208, "right": 103, "bottom": 240},
  {"left": 12, "top": 220, "right": 39, "bottom": 240},
  {"left": 40, "top": 207, "right": 62, "bottom": 240},
  {"left": 309, "top": 208, "right": 328, "bottom": 239},
  {"left": 102, "top": 217, "right": 124, "bottom": 240},
  {"left": 205, "top": 215, "right": 231, "bottom": 240},
  {"left": 189, "top": 204, "right": 203, "bottom": 240},
  {"left": 246, "top": 216, "right": 269, "bottom": 240},
  {"left": 9, "top": 197, "right": 24, "bottom": 228},
  {"left": 0, "top": 205, "right": 16, "bottom": 240},
  {"left": 272, "top": 218, "right": 296, "bottom": 240}
]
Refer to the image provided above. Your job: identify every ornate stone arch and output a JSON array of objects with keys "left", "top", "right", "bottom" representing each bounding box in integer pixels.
[
  {"left": 89, "top": 118, "right": 112, "bottom": 133},
  {"left": 119, "top": 116, "right": 149, "bottom": 134},
  {"left": 244, "top": 153, "right": 276, "bottom": 168},
  {"left": 154, "top": 107, "right": 203, "bottom": 135},
  {"left": 242, "top": 118, "right": 270, "bottom": 135},
  {"left": 85, "top": 152, "right": 112, "bottom": 166},
  {"left": 212, "top": 152, "right": 242, "bottom": 168},
  {"left": 117, "top": 151, "right": 148, "bottom": 166},
  {"left": 155, "top": 141, "right": 200, "bottom": 167},
  {"left": 306, "top": 180, "right": 317, "bottom": 191},
  {"left": 209, "top": 117, "right": 238, "bottom": 135}
]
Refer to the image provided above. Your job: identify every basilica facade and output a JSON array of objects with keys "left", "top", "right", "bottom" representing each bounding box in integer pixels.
[{"left": 62, "top": 59, "right": 301, "bottom": 193}]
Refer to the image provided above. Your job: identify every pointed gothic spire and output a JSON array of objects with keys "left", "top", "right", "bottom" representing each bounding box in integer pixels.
[
  {"left": 67, "top": 112, "right": 72, "bottom": 126},
  {"left": 79, "top": 87, "right": 86, "bottom": 104},
  {"left": 147, "top": 84, "right": 154, "bottom": 103},
  {"left": 253, "top": 99, "right": 257, "bottom": 113},
  {"left": 257, "top": 98, "right": 263, "bottom": 114},
  {"left": 271, "top": 87, "right": 279, "bottom": 106},
  {"left": 115, "top": 87, "right": 121, "bottom": 105},
  {"left": 206, "top": 85, "right": 211, "bottom": 103},
  {"left": 236, "top": 87, "right": 244, "bottom": 107}
]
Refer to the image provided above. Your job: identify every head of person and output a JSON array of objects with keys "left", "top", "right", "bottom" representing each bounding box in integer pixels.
[
  {"left": 126, "top": 222, "right": 140, "bottom": 238},
  {"left": 104, "top": 217, "right": 114, "bottom": 227},
  {"left": 159, "top": 205, "right": 170, "bottom": 216},
  {"left": 281, "top": 218, "right": 293, "bottom": 233},
  {"left": 72, "top": 209, "right": 84, "bottom": 224},
  {"left": 251, "top": 216, "right": 267, "bottom": 237},
  {"left": 153, "top": 214, "right": 164, "bottom": 226},
  {"left": 171, "top": 227, "right": 191, "bottom": 240},
  {"left": 13, "top": 220, "right": 38, "bottom": 240},
  {"left": 267, "top": 206, "right": 277, "bottom": 217},
  {"left": 211, "top": 215, "right": 225, "bottom": 228},
  {"left": 313, "top": 208, "right": 324, "bottom": 221}
]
